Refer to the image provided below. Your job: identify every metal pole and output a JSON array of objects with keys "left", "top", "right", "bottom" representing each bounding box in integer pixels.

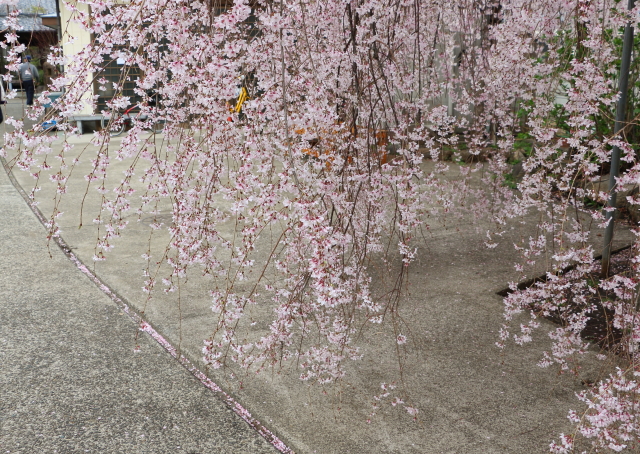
[
  {"left": 55, "top": 0, "right": 62, "bottom": 43},
  {"left": 601, "top": 0, "right": 636, "bottom": 277}
]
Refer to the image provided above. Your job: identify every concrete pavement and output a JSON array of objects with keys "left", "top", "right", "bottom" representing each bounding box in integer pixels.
[
  {"left": 0, "top": 99, "right": 281, "bottom": 453},
  {"left": 1, "top": 96, "right": 636, "bottom": 453}
]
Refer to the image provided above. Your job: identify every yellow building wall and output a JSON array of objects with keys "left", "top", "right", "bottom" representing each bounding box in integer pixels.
[{"left": 60, "top": 1, "right": 94, "bottom": 116}]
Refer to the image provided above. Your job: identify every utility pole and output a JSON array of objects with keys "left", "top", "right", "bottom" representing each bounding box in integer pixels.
[{"left": 601, "top": 0, "right": 636, "bottom": 277}]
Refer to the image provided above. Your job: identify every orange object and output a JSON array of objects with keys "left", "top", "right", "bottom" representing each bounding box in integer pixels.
[{"left": 294, "top": 125, "right": 387, "bottom": 167}]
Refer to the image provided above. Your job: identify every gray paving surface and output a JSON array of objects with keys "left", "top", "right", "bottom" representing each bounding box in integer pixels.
[
  {"left": 0, "top": 143, "right": 278, "bottom": 452},
  {"left": 1, "top": 94, "right": 636, "bottom": 453}
]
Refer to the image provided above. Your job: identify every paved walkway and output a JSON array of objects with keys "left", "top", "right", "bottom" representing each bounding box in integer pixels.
[
  {"left": 0, "top": 153, "right": 279, "bottom": 452},
  {"left": 0, "top": 97, "right": 636, "bottom": 453}
]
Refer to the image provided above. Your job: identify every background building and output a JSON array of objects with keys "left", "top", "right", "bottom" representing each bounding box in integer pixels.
[{"left": 0, "top": 0, "right": 59, "bottom": 86}]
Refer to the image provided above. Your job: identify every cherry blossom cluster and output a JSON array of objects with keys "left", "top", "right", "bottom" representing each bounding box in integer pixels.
[{"left": 3, "top": 0, "right": 640, "bottom": 449}]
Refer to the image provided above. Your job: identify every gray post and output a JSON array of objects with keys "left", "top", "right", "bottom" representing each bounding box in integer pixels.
[
  {"left": 602, "top": 0, "right": 636, "bottom": 277},
  {"left": 55, "top": 0, "right": 63, "bottom": 42}
]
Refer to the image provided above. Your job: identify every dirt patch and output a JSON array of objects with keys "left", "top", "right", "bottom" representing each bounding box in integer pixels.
[{"left": 498, "top": 246, "right": 634, "bottom": 353}]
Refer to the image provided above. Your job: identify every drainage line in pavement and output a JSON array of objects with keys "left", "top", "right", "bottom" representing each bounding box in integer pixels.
[{"left": 1, "top": 156, "right": 295, "bottom": 454}]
